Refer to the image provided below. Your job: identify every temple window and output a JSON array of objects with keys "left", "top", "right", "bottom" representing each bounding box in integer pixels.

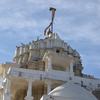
[{"left": 56, "top": 49, "right": 60, "bottom": 53}]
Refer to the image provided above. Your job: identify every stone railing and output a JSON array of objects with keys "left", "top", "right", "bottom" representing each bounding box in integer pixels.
[
  {"left": 9, "top": 67, "right": 100, "bottom": 92},
  {"left": 9, "top": 67, "right": 70, "bottom": 81}
]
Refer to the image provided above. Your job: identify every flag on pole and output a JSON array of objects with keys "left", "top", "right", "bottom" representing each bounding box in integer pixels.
[{"left": 44, "top": 7, "right": 56, "bottom": 37}]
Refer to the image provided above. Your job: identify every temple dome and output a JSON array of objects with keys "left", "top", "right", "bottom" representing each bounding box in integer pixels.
[{"left": 48, "top": 82, "right": 97, "bottom": 100}]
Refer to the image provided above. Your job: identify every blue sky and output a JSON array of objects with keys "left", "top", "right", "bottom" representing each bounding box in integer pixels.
[{"left": 0, "top": 0, "right": 100, "bottom": 78}]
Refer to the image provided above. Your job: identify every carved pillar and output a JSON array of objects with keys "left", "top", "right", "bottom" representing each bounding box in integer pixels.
[
  {"left": 47, "top": 81, "right": 51, "bottom": 94},
  {"left": 22, "top": 53, "right": 29, "bottom": 63},
  {"left": 3, "top": 78, "right": 11, "bottom": 100},
  {"left": 69, "top": 61, "right": 74, "bottom": 80},
  {"left": 45, "top": 80, "right": 52, "bottom": 94},
  {"left": 25, "top": 80, "right": 33, "bottom": 100},
  {"left": 70, "top": 62, "right": 73, "bottom": 74},
  {"left": 28, "top": 50, "right": 33, "bottom": 61},
  {"left": 18, "top": 56, "right": 23, "bottom": 64},
  {"left": 47, "top": 57, "right": 52, "bottom": 71},
  {"left": 43, "top": 54, "right": 52, "bottom": 72}
]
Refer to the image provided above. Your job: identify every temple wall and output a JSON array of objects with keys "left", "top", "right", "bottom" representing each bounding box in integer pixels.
[{"left": 92, "top": 89, "right": 100, "bottom": 100}]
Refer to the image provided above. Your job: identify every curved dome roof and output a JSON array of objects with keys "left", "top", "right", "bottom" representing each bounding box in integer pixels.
[{"left": 49, "top": 82, "right": 97, "bottom": 100}]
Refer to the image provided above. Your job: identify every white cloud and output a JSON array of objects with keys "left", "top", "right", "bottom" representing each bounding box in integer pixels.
[{"left": 0, "top": 18, "right": 37, "bottom": 29}]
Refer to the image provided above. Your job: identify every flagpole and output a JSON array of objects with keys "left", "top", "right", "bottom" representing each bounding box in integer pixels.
[
  {"left": 44, "top": 7, "right": 56, "bottom": 37},
  {"left": 49, "top": 7, "right": 56, "bottom": 33}
]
